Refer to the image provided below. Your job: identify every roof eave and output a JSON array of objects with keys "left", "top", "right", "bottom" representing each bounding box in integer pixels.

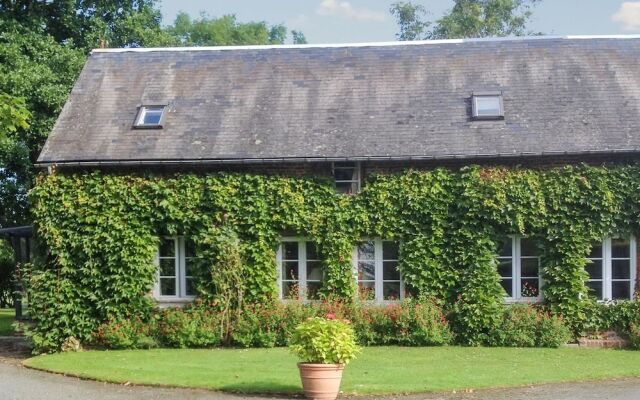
[{"left": 35, "top": 149, "right": 640, "bottom": 168}]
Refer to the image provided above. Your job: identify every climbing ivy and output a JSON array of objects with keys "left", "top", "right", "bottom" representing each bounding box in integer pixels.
[{"left": 28, "top": 164, "right": 640, "bottom": 351}]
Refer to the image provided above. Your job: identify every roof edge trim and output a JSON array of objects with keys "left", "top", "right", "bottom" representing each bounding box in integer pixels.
[
  {"left": 91, "top": 35, "right": 640, "bottom": 54},
  {"left": 35, "top": 149, "right": 640, "bottom": 168}
]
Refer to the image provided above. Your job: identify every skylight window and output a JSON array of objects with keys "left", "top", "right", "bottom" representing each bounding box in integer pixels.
[
  {"left": 134, "top": 105, "right": 166, "bottom": 128},
  {"left": 471, "top": 92, "right": 504, "bottom": 120}
]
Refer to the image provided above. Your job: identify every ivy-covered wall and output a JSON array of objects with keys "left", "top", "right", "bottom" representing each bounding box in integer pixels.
[{"left": 28, "top": 164, "right": 640, "bottom": 351}]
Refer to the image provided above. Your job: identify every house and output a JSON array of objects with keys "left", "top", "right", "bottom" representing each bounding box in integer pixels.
[{"left": 35, "top": 36, "right": 640, "bottom": 308}]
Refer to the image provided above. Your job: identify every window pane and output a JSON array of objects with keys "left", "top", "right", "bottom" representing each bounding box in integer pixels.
[
  {"left": 475, "top": 96, "right": 501, "bottom": 116},
  {"left": 142, "top": 108, "right": 163, "bottom": 125},
  {"left": 611, "top": 238, "right": 630, "bottom": 258},
  {"left": 160, "top": 278, "right": 176, "bottom": 296},
  {"left": 520, "top": 239, "right": 538, "bottom": 257},
  {"left": 382, "top": 241, "right": 399, "bottom": 260},
  {"left": 336, "top": 181, "right": 357, "bottom": 194},
  {"left": 358, "top": 261, "right": 375, "bottom": 280},
  {"left": 159, "top": 259, "right": 176, "bottom": 276},
  {"left": 307, "top": 261, "right": 323, "bottom": 280},
  {"left": 358, "top": 281, "right": 375, "bottom": 300},
  {"left": 185, "top": 259, "right": 196, "bottom": 276},
  {"left": 501, "top": 279, "right": 513, "bottom": 297},
  {"left": 587, "top": 281, "right": 603, "bottom": 300},
  {"left": 588, "top": 242, "right": 602, "bottom": 258},
  {"left": 383, "top": 261, "right": 400, "bottom": 280},
  {"left": 283, "top": 261, "right": 299, "bottom": 280},
  {"left": 498, "top": 260, "right": 513, "bottom": 278},
  {"left": 611, "top": 281, "right": 631, "bottom": 300},
  {"left": 283, "top": 281, "right": 299, "bottom": 299},
  {"left": 159, "top": 238, "right": 175, "bottom": 257},
  {"left": 521, "top": 278, "right": 539, "bottom": 298},
  {"left": 585, "top": 259, "right": 603, "bottom": 279},
  {"left": 283, "top": 242, "right": 298, "bottom": 260},
  {"left": 496, "top": 238, "right": 512, "bottom": 257},
  {"left": 185, "top": 238, "right": 196, "bottom": 258},
  {"left": 307, "top": 282, "right": 322, "bottom": 300},
  {"left": 521, "top": 258, "right": 539, "bottom": 277},
  {"left": 306, "top": 242, "right": 319, "bottom": 260},
  {"left": 185, "top": 278, "right": 196, "bottom": 296},
  {"left": 383, "top": 282, "right": 401, "bottom": 300},
  {"left": 357, "top": 241, "right": 375, "bottom": 260},
  {"left": 611, "top": 259, "right": 631, "bottom": 279},
  {"left": 334, "top": 168, "right": 355, "bottom": 181}
]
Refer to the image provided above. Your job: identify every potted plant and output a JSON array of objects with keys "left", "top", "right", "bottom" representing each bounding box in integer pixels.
[{"left": 289, "top": 314, "right": 360, "bottom": 400}]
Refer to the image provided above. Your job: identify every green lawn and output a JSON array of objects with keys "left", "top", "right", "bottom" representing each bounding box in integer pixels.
[
  {"left": 24, "top": 346, "right": 640, "bottom": 395},
  {"left": 0, "top": 308, "right": 14, "bottom": 336}
]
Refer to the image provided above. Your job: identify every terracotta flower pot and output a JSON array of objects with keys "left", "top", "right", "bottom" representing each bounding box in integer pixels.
[{"left": 297, "top": 363, "right": 345, "bottom": 400}]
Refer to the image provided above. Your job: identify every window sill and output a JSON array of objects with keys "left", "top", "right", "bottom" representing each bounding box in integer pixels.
[
  {"left": 154, "top": 296, "right": 195, "bottom": 308},
  {"left": 504, "top": 297, "right": 542, "bottom": 304}
]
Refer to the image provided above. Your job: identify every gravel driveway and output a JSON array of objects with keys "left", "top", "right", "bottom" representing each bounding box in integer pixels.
[{"left": 0, "top": 340, "right": 639, "bottom": 400}]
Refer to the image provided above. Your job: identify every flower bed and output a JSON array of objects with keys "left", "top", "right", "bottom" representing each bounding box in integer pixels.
[{"left": 87, "top": 299, "right": 572, "bottom": 350}]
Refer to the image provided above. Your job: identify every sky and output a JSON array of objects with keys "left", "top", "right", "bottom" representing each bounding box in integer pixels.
[{"left": 158, "top": 0, "right": 640, "bottom": 44}]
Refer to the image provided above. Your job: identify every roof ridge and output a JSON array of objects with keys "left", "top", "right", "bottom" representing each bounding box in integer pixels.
[{"left": 91, "top": 34, "right": 640, "bottom": 54}]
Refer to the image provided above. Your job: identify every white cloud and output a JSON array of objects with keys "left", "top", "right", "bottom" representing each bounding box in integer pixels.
[
  {"left": 316, "top": 0, "right": 386, "bottom": 22},
  {"left": 612, "top": 2, "right": 640, "bottom": 32}
]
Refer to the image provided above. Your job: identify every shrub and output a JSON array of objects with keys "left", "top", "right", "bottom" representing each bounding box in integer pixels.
[
  {"left": 353, "top": 299, "right": 452, "bottom": 346},
  {"left": 579, "top": 300, "right": 640, "bottom": 341},
  {"left": 490, "top": 304, "right": 538, "bottom": 347},
  {"left": 289, "top": 316, "right": 360, "bottom": 364},
  {"left": 231, "top": 302, "right": 314, "bottom": 347},
  {"left": 489, "top": 304, "right": 570, "bottom": 348},
  {"left": 396, "top": 299, "right": 453, "bottom": 346},
  {"left": 628, "top": 323, "right": 640, "bottom": 349},
  {"left": 154, "top": 307, "right": 221, "bottom": 348},
  {"left": 92, "top": 317, "right": 156, "bottom": 349},
  {"left": 536, "top": 312, "right": 572, "bottom": 348}
]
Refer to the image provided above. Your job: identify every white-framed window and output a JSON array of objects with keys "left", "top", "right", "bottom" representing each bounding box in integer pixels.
[
  {"left": 155, "top": 237, "right": 196, "bottom": 300},
  {"left": 586, "top": 236, "right": 636, "bottom": 301},
  {"left": 277, "top": 238, "right": 322, "bottom": 300},
  {"left": 134, "top": 105, "right": 165, "bottom": 128},
  {"left": 333, "top": 162, "right": 361, "bottom": 194},
  {"left": 353, "top": 239, "right": 402, "bottom": 302},
  {"left": 496, "top": 236, "right": 541, "bottom": 301}
]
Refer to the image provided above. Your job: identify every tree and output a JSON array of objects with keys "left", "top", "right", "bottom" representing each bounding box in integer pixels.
[
  {"left": 0, "top": 0, "right": 166, "bottom": 49},
  {"left": 0, "top": 94, "right": 30, "bottom": 142},
  {"left": 292, "top": 30, "right": 308, "bottom": 44},
  {"left": 0, "top": 240, "right": 13, "bottom": 307},
  {"left": 390, "top": 2, "right": 430, "bottom": 41},
  {"left": 165, "top": 12, "right": 293, "bottom": 46},
  {"left": 0, "top": 93, "right": 30, "bottom": 228},
  {"left": 0, "top": 22, "right": 84, "bottom": 227},
  {"left": 390, "top": 0, "right": 540, "bottom": 40},
  {"left": 431, "top": 0, "right": 540, "bottom": 39}
]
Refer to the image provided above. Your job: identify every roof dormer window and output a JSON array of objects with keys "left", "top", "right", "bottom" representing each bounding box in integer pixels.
[
  {"left": 471, "top": 92, "right": 504, "bottom": 120},
  {"left": 134, "top": 105, "right": 166, "bottom": 128}
]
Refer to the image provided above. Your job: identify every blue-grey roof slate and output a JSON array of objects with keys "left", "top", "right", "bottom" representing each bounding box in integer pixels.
[{"left": 37, "top": 36, "right": 640, "bottom": 165}]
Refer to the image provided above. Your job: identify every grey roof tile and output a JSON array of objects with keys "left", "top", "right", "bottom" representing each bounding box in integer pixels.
[{"left": 38, "top": 37, "right": 640, "bottom": 164}]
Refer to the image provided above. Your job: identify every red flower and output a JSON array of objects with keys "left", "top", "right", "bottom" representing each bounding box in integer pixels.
[{"left": 325, "top": 313, "right": 336, "bottom": 320}]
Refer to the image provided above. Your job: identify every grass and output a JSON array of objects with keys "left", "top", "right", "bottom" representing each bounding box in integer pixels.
[
  {"left": 0, "top": 308, "right": 14, "bottom": 336},
  {"left": 24, "top": 346, "right": 640, "bottom": 395}
]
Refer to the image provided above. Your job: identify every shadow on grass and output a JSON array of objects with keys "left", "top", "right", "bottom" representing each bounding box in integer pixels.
[{"left": 219, "top": 382, "right": 302, "bottom": 398}]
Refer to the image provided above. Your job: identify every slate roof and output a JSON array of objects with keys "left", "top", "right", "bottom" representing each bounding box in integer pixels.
[{"left": 37, "top": 36, "right": 640, "bottom": 166}]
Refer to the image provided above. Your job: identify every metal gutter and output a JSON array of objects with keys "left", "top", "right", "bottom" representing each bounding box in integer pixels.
[{"left": 35, "top": 149, "right": 640, "bottom": 169}]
